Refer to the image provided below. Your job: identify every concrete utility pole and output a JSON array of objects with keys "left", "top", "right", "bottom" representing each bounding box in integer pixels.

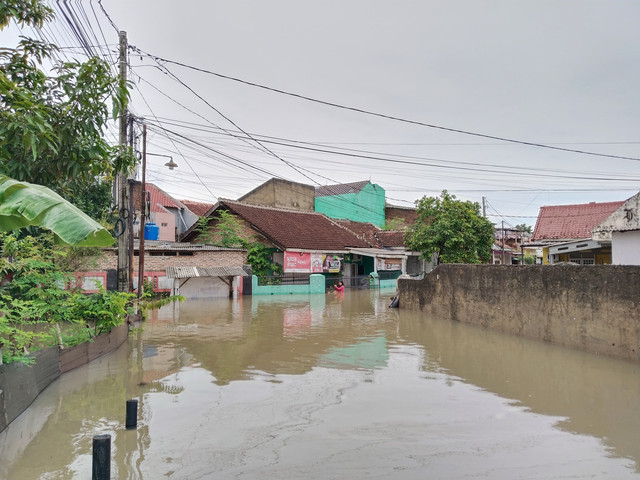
[
  {"left": 482, "top": 196, "right": 487, "bottom": 218},
  {"left": 137, "top": 124, "right": 147, "bottom": 300},
  {"left": 116, "top": 31, "right": 130, "bottom": 292}
]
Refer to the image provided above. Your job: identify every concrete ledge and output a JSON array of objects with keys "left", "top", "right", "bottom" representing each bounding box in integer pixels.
[
  {"left": 398, "top": 264, "right": 640, "bottom": 362},
  {"left": 0, "top": 323, "right": 129, "bottom": 433}
]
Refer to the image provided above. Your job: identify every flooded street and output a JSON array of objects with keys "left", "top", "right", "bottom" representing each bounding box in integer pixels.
[{"left": 1, "top": 289, "right": 640, "bottom": 479}]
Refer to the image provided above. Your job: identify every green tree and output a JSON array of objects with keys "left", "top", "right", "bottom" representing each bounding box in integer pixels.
[
  {"left": 214, "top": 210, "right": 246, "bottom": 248},
  {"left": 514, "top": 223, "right": 532, "bottom": 234},
  {"left": 405, "top": 190, "right": 494, "bottom": 264},
  {"left": 0, "top": 0, "right": 132, "bottom": 196}
]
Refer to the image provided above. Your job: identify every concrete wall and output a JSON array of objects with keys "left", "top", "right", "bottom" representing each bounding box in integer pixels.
[
  {"left": 612, "top": 230, "right": 640, "bottom": 265},
  {"left": 0, "top": 323, "right": 129, "bottom": 433},
  {"left": 252, "top": 274, "right": 326, "bottom": 295},
  {"left": 239, "top": 178, "right": 316, "bottom": 211},
  {"left": 398, "top": 264, "right": 640, "bottom": 362}
]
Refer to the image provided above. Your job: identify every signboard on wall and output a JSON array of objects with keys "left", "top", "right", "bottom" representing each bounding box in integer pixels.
[
  {"left": 323, "top": 254, "right": 342, "bottom": 273},
  {"left": 284, "top": 252, "right": 311, "bottom": 272},
  {"left": 377, "top": 258, "right": 402, "bottom": 271},
  {"left": 311, "top": 253, "right": 323, "bottom": 273},
  {"left": 284, "top": 252, "right": 343, "bottom": 273}
]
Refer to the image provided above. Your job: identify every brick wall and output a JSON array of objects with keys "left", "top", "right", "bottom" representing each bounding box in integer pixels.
[{"left": 93, "top": 249, "right": 247, "bottom": 271}]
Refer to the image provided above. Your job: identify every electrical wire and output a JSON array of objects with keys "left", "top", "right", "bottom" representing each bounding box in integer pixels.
[{"left": 129, "top": 47, "right": 640, "bottom": 163}]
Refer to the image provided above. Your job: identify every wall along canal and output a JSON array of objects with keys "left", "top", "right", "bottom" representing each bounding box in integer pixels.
[{"left": 1, "top": 289, "right": 640, "bottom": 479}]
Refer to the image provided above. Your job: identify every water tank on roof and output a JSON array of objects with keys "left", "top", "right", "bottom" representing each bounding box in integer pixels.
[{"left": 144, "top": 222, "right": 159, "bottom": 241}]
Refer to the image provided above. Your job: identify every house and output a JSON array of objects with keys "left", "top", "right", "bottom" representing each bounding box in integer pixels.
[
  {"left": 315, "top": 180, "right": 386, "bottom": 227},
  {"left": 592, "top": 191, "right": 640, "bottom": 265},
  {"left": 180, "top": 199, "right": 422, "bottom": 284},
  {"left": 493, "top": 226, "right": 532, "bottom": 264},
  {"left": 529, "top": 200, "right": 625, "bottom": 264},
  {"left": 78, "top": 241, "right": 247, "bottom": 298},
  {"left": 130, "top": 181, "right": 200, "bottom": 241}
]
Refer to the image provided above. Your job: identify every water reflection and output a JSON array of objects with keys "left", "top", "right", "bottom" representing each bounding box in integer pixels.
[{"left": 1, "top": 290, "right": 639, "bottom": 479}]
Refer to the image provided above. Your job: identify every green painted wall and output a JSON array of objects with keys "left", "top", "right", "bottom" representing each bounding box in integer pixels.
[
  {"left": 252, "top": 274, "right": 326, "bottom": 295},
  {"left": 315, "top": 183, "right": 386, "bottom": 227}
]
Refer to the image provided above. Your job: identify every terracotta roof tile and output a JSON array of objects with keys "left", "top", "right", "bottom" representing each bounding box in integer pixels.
[
  {"left": 220, "top": 200, "right": 371, "bottom": 250},
  {"left": 376, "top": 230, "right": 406, "bottom": 248},
  {"left": 315, "top": 180, "right": 371, "bottom": 197},
  {"left": 334, "top": 220, "right": 382, "bottom": 247},
  {"left": 180, "top": 199, "right": 215, "bottom": 217},
  {"left": 531, "top": 201, "right": 625, "bottom": 242},
  {"left": 146, "top": 184, "right": 182, "bottom": 213}
]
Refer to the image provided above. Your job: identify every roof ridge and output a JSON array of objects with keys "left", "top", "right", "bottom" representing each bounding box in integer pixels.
[{"left": 221, "top": 198, "right": 325, "bottom": 216}]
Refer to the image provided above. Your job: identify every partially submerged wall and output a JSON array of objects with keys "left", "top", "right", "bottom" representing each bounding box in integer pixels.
[
  {"left": 0, "top": 323, "right": 129, "bottom": 433},
  {"left": 398, "top": 264, "right": 640, "bottom": 362},
  {"left": 252, "top": 274, "right": 326, "bottom": 295}
]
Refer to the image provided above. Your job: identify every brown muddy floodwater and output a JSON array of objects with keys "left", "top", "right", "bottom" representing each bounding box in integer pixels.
[{"left": 1, "top": 289, "right": 640, "bottom": 479}]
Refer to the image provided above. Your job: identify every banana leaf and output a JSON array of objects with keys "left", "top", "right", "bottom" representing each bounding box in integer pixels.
[{"left": 0, "top": 174, "right": 114, "bottom": 246}]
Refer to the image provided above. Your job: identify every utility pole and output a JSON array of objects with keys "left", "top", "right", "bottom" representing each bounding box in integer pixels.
[
  {"left": 482, "top": 196, "right": 487, "bottom": 218},
  {"left": 501, "top": 220, "right": 505, "bottom": 265},
  {"left": 116, "top": 31, "right": 130, "bottom": 292},
  {"left": 137, "top": 124, "right": 147, "bottom": 300}
]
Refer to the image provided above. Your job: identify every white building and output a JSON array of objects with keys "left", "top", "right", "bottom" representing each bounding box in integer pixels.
[{"left": 592, "top": 192, "right": 640, "bottom": 265}]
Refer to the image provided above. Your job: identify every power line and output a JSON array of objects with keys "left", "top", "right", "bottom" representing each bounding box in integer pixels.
[{"left": 128, "top": 47, "right": 640, "bottom": 163}]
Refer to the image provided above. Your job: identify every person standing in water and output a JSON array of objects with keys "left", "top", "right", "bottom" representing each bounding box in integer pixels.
[{"left": 333, "top": 281, "right": 345, "bottom": 292}]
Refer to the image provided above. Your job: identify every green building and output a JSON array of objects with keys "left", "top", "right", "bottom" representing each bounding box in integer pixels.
[{"left": 315, "top": 181, "right": 386, "bottom": 227}]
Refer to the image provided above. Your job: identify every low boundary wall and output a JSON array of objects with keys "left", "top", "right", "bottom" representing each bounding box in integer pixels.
[
  {"left": 0, "top": 323, "right": 129, "bottom": 433},
  {"left": 252, "top": 274, "right": 326, "bottom": 295},
  {"left": 398, "top": 264, "right": 640, "bottom": 362}
]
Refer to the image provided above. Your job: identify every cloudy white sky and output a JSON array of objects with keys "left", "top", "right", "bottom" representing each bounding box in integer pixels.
[{"left": 4, "top": 1, "right": 640, "bottom": 227}]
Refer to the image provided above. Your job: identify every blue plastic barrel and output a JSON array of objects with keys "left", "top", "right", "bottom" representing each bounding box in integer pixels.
[{"left": 144, "top": 222, "right": 159, "bottom": 240}]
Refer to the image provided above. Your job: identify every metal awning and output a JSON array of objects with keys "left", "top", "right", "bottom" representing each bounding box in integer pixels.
[
  {"left": 165, "top": 266, "right": 248, "bottom": 279},
  {"left": 348, "top": 248, "right": 409, "bottom": 258},
  {"left": 548, "top": 239, "right": 605, "bottom": 255}
]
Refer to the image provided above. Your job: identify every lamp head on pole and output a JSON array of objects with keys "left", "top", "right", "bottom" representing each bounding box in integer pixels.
[{"left": 164, "top": 157, "right": 178, "bottom": 170}]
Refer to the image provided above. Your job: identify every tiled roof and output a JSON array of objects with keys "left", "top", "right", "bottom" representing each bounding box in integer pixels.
[
  {"left": 531, "top": 201, "right": 625, "bottom": 242},
  {"left": 190, "top": 200, "right": 371, "bottom": 250},
  {"left": 376, "top": 230, "right": 406, "bottom": 248},
  {"left": 180, "top": 199, "right": 215, "bottom": 217},
  {"left": 334, "top": 220, "right": 382, "bottom": 247},
  {"left": 146, "top": 184, "right": 182, "bottom": 213},
  {"left": 315, "top": 180, "right": 371, "bottom": 197},
  {"left": 326, "top": 220, "right": 406, "bottom": 248}
]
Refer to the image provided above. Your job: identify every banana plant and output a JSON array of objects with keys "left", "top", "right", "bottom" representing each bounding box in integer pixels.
[{"left": 0, "top": 174, "right": 113, "bottom": 247}]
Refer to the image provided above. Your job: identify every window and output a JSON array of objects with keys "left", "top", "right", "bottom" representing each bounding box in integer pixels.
[{"left": 569, "top": 253, "right": 595, "bottom": 265}]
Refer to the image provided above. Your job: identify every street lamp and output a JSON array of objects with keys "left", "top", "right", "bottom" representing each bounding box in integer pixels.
[{"left": 164, "top": 158, "right": 178, "bottom": 170}]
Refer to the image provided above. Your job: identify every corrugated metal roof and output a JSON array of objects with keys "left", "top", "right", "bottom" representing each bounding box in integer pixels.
[
  {"left": 134, "top": 240, "right": 245, "bottom": 251},
  {"left": 165, "top": 266, "right": 248, "bottom": 279},
  {"left": 315, "top": 180, "right": 371, "bottom": 197}
]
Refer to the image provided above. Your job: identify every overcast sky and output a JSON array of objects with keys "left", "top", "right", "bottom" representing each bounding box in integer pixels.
[{"left": 4, "top": 0, "right": 640, "bottom": 227}]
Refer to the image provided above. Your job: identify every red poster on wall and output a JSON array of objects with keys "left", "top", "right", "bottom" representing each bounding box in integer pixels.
[{"left": 284, "top": 252, "right": 312, "bottom": 272}]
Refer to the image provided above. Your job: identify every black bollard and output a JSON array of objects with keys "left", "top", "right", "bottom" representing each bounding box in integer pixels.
[
  {"left": 92, "top": 434, "right": 111, "bottom": 480},
  {"left": 126, "top": 399, "right": 138, "bottom": 429}
]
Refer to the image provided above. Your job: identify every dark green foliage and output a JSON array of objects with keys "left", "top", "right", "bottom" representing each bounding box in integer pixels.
[
  {"left": 515, "top": 223, "right": 533, "bottom": 234},
  {"left": 0, "top": 233, "right": 134, "bottom": 363},
  {"left": 0, "top": 0, "right": 133, "bottom": 196},
  {"left": 405, "top": 190, "right": 495, "bottom": 264}
]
